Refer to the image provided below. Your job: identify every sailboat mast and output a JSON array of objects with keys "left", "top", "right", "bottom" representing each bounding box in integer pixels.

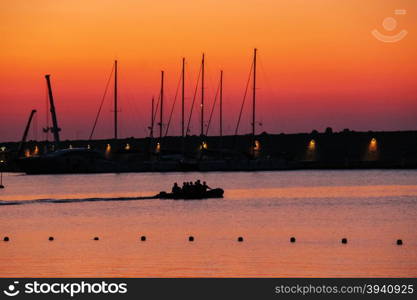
[
  {"left": 220, "top": 70, "right": 223, "bottom": 138},
  {"left": 114, "top": 60, "right": 118, "bottom": 140},
  {"left": 160, "top": 70, "right": 164, "bottom": 140},
  {"left": 182, "top": 58, "right": 185, "bottom": 138},
  {"left": 150, "top": 97, "right": 154, "bottom": 138},
  {"left": 201, "top": 53, "right": 205, "bottom": 137},
  {"left": 252, "top": 48, "right": 257, "bottom": 137}
]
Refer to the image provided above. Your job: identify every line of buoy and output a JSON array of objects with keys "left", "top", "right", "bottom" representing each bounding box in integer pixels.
[{"left": 1, "top": 236, "right": 407, "bottom": 245}]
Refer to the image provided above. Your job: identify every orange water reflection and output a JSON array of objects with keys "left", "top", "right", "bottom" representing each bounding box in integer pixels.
[{"left": 0, "top": 171, "right": 417, "bottom": 277}]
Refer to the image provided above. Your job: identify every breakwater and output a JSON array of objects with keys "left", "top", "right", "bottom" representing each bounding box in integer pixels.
[{"left": 1, "top": 130, "right": 416, "bottom": 172}]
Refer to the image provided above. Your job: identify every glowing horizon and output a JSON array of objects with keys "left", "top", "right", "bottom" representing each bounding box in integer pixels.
[{"left": 1, "top": 0, "right": 416, "bottom": 142}]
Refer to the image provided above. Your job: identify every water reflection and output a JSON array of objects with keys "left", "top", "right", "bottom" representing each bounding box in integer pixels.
[{"left": 0, "top": 170, "right": 416, "bottom": 277}]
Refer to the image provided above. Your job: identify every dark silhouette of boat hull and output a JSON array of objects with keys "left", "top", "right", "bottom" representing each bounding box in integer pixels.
[
  {"left": 16, "top": 148, "right": 122, "bottom": 174},
  {"left": 157, "top": 188, "right": 224, "bottom": 200}
]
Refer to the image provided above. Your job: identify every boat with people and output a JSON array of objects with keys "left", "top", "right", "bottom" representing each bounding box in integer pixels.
[{"left": 157, "top": 180, "right": 224, "bottom": 200}]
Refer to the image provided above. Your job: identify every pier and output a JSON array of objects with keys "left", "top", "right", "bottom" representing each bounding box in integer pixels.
[{"left": 0, "top": 130, "right": 416, "bottom": 173}]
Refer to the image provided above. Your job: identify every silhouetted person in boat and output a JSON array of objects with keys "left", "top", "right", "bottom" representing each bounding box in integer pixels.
[
  {"left": 183, "top": 182, "right": 191, "bottom": 194},
  {"left": 195, "top": 180, "right": 204, "bottom": 195},
  {"left": 172, "top": 182, "right": 181, "bottom": 195},
  {"left": 184, "top": 182, "right": 192, "bottom": 197},
  {"left": 202, "top": 181, "right": 211, "bottom": 193}
]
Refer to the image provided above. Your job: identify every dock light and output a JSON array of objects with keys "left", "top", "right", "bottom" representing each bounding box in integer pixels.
[
  {"left": 305, "top": 139, "right": 317, "bottom": 161},
  {"left": 0, "top": 146, "right": 5, "bottom": 151},
  {"left": 369, "top": 138, "right": 377, "bottom": 152},
  {"left": 156, "top": 142, "right": 161, "bottom": 153},
  {"left": 253, "top": 140, "right": 261, "bottom": 151},
  {"left": 200, "top": 141, "right": 208, "bottom": 150},
  {"left": 24, "top": 149, "right": 30, "bottom": 158},
  {"left": 308, "top": 139, "right": 316, "bottom": 151},
  {"left": 125, "top": 143, "right": 131, "bottom": 151},
  {"left": 105, "top": 144, "right": 111, "bottom": 157},
  {"left": 33, "top": 145, "right": 39, "bottom": 156},
  {"left": 87, "top": 144, "right": 91, "bottom": 149},
  {"left": 365, "top": 137, "right": 379, "bottom": 161},
  {"left": 69, "top": 144, "right": 73, "bottom": 149}
]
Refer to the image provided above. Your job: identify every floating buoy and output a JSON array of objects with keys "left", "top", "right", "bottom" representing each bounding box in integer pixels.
[
  {"left": 3, "top": 236, "right": 9, "bottom": 242},
  {"left": 48, "top": 237, "right": 54, "bottom": 241},
  {"left": 290, "top": 237, "right": 296, "bottom": 243},
  {"left": 140, "top": 236, "right": 146, "bottom": 241},
  {"left": 237, "top": 237, "right": 244, "bottom": 242},
  {"left": 188, "top": 236, "right": 194, "bottom": 242},
  {"left": 341, "top": 238, "right": 348, "bottom": 244},
  {"left": 93, "top": 237, "right": 99, "bottom": 241},
  {"left": 397, "top": 239, "right": 403, "bottom": 246}
]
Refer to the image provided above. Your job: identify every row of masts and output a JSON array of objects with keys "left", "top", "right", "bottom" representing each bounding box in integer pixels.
[
  {"left": 39, "top": 49, "right": 258, "bottom": 150},
  {"left": 138, "top": 48, "right": 257, "bottom": 145}
]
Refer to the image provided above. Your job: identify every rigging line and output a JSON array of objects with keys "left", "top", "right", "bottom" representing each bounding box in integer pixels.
[
  {"left": 257, "top": 53, "right": 277, "bottom": 107},
  {"left": 124, "top": 93, "right": 142, "bottom": 137},
  {"left": 204, "top": 64, "right": 218, "bottom": 128},
  {"left": 89, "top": 64, "right": 115, "bottom": 140},
  {"left": 186, "top": 63, "right": 202, "bottom": 135},
  {"left": 165, "top": 72, "right": 182, "bottom": 137},
  {"left": 257, "top": 54, "right": 276, "bottom": 131},
  {"left": 153, "top": 92, "right": 161, "bottom": 122},
  {"left": 31, "top": 111, "right": 37, "bottom": 141},
  {"left": 205, "top": 78, "right": 221, "bottom": 136},
  {"left": 123, "top": 82, "right": 145, "bottom": 137},
  {"left": 234, "top": 60, "right": 254, "bottom": 136}
]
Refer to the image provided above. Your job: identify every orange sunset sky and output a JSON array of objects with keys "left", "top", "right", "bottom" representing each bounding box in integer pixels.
[{"left": 1, "top": 0, "right": 416, "bottom": 142}]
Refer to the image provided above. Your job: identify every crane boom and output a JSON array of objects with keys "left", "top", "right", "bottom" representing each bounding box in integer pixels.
[
  {"left": 45, "top": 74, "right": 61, "bottom": 148},
  {"left": 17, "top": 109, "right": 37, "bottom": 155}
]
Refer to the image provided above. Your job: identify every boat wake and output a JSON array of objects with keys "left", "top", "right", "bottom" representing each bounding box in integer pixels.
[{"left": 0, "top": 195, "right": 156, "bottom": 206}]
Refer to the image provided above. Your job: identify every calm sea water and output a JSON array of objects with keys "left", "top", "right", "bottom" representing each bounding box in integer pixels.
[{"left": 0, "top": 170, "right": 416, "bottom": 277}]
